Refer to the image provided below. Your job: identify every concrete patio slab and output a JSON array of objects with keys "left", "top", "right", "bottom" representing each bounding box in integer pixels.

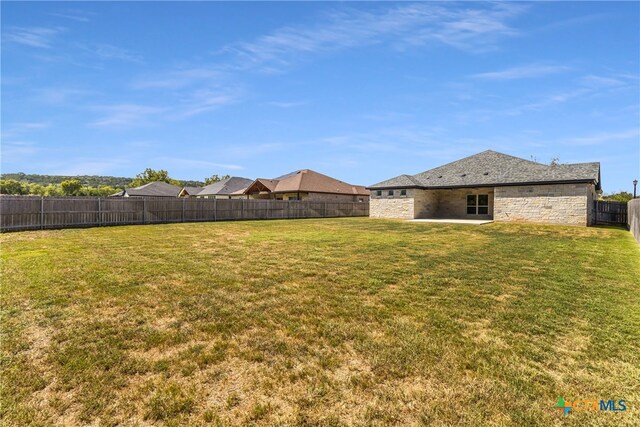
[{"left": 407, "top": 219, "right": 494, "bottom": 225}]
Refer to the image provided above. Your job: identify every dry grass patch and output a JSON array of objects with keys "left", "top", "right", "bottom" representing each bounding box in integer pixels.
[{"left": 1, "top": 218, "right": 639, "bottom": 426}]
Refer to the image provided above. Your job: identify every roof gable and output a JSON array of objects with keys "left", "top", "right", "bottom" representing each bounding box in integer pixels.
[
  {"left": 197, "top": 177, "right": 253, "bottom": 196},
  {"left": 275, "top": 169, "right": 370, "bottom": 195},
  {"left": 245, "top": 169, "right": 370, "bottom": 196},
  {"left": 125, "top": 181, "right": 182, "bottom": 197}
]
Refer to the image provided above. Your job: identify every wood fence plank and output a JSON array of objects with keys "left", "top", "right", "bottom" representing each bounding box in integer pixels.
[{"left": 0, "top": 196, "right": 369, "bottom": 232}]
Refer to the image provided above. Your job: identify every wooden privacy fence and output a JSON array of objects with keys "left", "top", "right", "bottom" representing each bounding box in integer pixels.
[
  {"left": 594, "top": 200, "right": 628, "bottom": 227},
  {"left": 628, "top": 198, "right": 640, "bottom": 243},
  {"left": 0, "top": 196, "right": 370, "bottom": 232}
]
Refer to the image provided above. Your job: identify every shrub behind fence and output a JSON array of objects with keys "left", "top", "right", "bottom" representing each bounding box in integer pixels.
[{"left": 0, "top": 196, "right": 369, "bottom": 232}]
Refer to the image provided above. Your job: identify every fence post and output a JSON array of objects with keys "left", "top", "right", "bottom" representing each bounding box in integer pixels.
[
  {"left": 182, "top": 198, "right": 185, "bottom": 223},
  {"left": 98, "top": 197, "right": 102, "bottom": 226},
  {"left": 242, "top": 198, "right": 245, "bottom": 220},
  {"left": 214, "top": 198, "right": 217, "bottom": 222},
  {"left": 40, "top": 196, "right": 44, "bottom": 230},
  {"left": 143, "top": 198, "right": 147, "bottom": 224}
]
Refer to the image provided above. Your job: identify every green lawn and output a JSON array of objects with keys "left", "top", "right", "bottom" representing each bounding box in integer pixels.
[{"left": 1, "top": 218, "right": 639, "bottom": 426}]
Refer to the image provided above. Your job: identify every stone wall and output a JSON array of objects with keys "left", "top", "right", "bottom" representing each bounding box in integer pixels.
[
  {"left": 371, "top": 183, "right": 595, "bottom": 225},
  {"left": 370, "top": 188, "right": 493, "bottom": 220},
  {"left": 587, "top": 184, "right": 597, "bottom": 225},
  {"left": 494, "top": 183, "right": 593, "bottom": 226},
  {"left": 628, "top": 198, "right": 640, "bottom": 244},
  {"left": 369, "top": 188, "right": 419, "bottom": 219},
  {"left": 414, "top": 189, "right": 438, "bottom": 218}
]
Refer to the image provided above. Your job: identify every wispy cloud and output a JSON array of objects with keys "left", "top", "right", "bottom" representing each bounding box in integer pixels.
[
  {"left": 226, "top": 143, "right": 285, "bottom": 158},
  {"left": 49, "top": 9, "right": 94, "bottom": 23},
  {"left": 580, "top": 74, "right": 627, "bottom": 88},
  {"left": 1, "top": 122, "right": 50, "bottom": 139},
  {"left": 560, "top": 129, "right": 640, "bottom": 146},
  {"left": 174, "top": 89, "right": 241, "bottom": 118},
  {"left": 151, "top": 157, "right": 243, "bottom": 171},
  {"left": 35, "top": 87, "right": 94, "bottom": 104},
  {"left": 404, "top": 3, "right": 526, "bottom": 52},
  {"left": 267, "top": 101, "right": 308, "bottom": 109},
  {"left": 472, "top": 64, "right": 571, "bottom": 80},
  {"left": 132, "top": 68, "right": 222, "bottom": 90},
  {"left": 88, "top": 88, "right": 240, "bottom": 127},
  {"left": 2, "top": 26, "right": 64, "bottom": 48},
  {"left": 1, "top": 140, "right": 39, "bottom": 157},
  {"left": 50, "top": 158, "right": 132, "bottom": 175},
  {"left": 88, "top": 104, "right": 167, "bottom": 128},
  {"left": 91, "top": 43, "right": 142, "bottom": 63},
  {"left": 222, "top": 3, "right": 526, "bottom": 72}
]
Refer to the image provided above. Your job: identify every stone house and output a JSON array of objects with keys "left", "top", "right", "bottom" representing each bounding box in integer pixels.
[
  {"left": 244, "top": 169, "right": 370, "bottom": 202},
  {"left": 368, "top": 150, "right": 601, "bottom": 226}
]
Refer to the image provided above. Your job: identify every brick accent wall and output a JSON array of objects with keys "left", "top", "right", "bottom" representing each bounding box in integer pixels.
[{"left": 494, "top": 183, "right": 594, "bottom": 226}]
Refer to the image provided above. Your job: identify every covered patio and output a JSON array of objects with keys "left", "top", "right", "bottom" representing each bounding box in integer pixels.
[{"left": 413, "top": 188, "right": 495, "bottom": 220}]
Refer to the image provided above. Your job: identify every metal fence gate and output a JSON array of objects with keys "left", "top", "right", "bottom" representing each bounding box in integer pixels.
[{"left": 594, "top": 200, "right": 628, "bottom": 227}]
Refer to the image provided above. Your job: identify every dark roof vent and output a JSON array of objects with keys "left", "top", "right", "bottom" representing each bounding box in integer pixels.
[
  {"left": 461, "top": 174, "right": 467, "bottom": 177},
  {"left": 483, "top": 172, "right": 489, "bottom": 175},
  {"left": 438, "top": 175, "right": 442, "bottom": 178}
]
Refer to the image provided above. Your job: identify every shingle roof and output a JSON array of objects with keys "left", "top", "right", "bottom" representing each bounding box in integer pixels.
[
  {"left": 181, "top": 186, "right": 204, "bottom": 196},
  {"left": 369, "top": 150, "right": 600, "bottom": 190},
  {"left": 124, "top": 181, "right": 182, "bottom": 197},
  {"left": 246, "top": 169, "right": 370, "bottom": 196},
  {"left": 197, "top": 177, "right": 253, "bottom": 196}
]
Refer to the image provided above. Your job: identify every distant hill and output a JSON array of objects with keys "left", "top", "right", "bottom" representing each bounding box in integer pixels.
[{"left": 1, "top": 173, "right": 204, "bottom": 188}]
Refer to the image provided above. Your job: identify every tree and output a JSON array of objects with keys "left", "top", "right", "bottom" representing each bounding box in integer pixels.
[
  {"left": 80, "top": 186, "right": 119, "bottom": 197},
  {"left": 549, "top": 157, "right": 560, "bottom": 166},
  {"left": 601, "top": 191, "right": 633, "bottom": 202},
  {"left": 60, "top": 179, "right": 83, "bottom": 196},
  {"left": 204, "top": 174, "right": 231, "bottom": 185},
  {"left": 0, "top": 179, "right": 26, "bottom": 195},
  {"left": 130, "top": 168, "right": 181, "bottom": 187}
]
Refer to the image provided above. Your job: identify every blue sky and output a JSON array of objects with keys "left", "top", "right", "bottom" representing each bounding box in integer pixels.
[{"left": 2, "top": 1, "right": 639, "bottom": 192}]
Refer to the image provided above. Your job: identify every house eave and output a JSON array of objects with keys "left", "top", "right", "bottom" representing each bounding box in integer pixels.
[{"left": 368, "top": 179, "right": 597, "bottom": 191}]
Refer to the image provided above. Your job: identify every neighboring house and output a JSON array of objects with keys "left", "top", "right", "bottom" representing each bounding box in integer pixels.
[
  {"left": 244, "top": 169, "right": 370, "bottom": 202},
  {"left": 110, "top": 181, "right": 182, "bottom": 197},
  {"left": 178, "top": 186, "right": 205, "bottom": 198},
  {"left": 181, "top": 177, "right": 253, "bottom": 199},
  {"left": 368, "top": 150, "right": 601, "bottom": 226}
]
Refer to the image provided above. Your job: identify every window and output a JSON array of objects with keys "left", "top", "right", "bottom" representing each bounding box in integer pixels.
[
  {"left": 467, "top": 194, "right": 489, "bottom": 215},
  {"left": 376, "top": 190, "right": 382, "bottom": 197},
  {"left": 388, "top": 190, "right": 394, "bottom": 196},
  {"left": 466, "top": 195, "right": 476, "bottom": 215},
  {"left": 400, "top": 189, "right": 407, "bottom": 196},
  {"left": 477, "top": 195, "right": 489, "bottom": 215}
]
